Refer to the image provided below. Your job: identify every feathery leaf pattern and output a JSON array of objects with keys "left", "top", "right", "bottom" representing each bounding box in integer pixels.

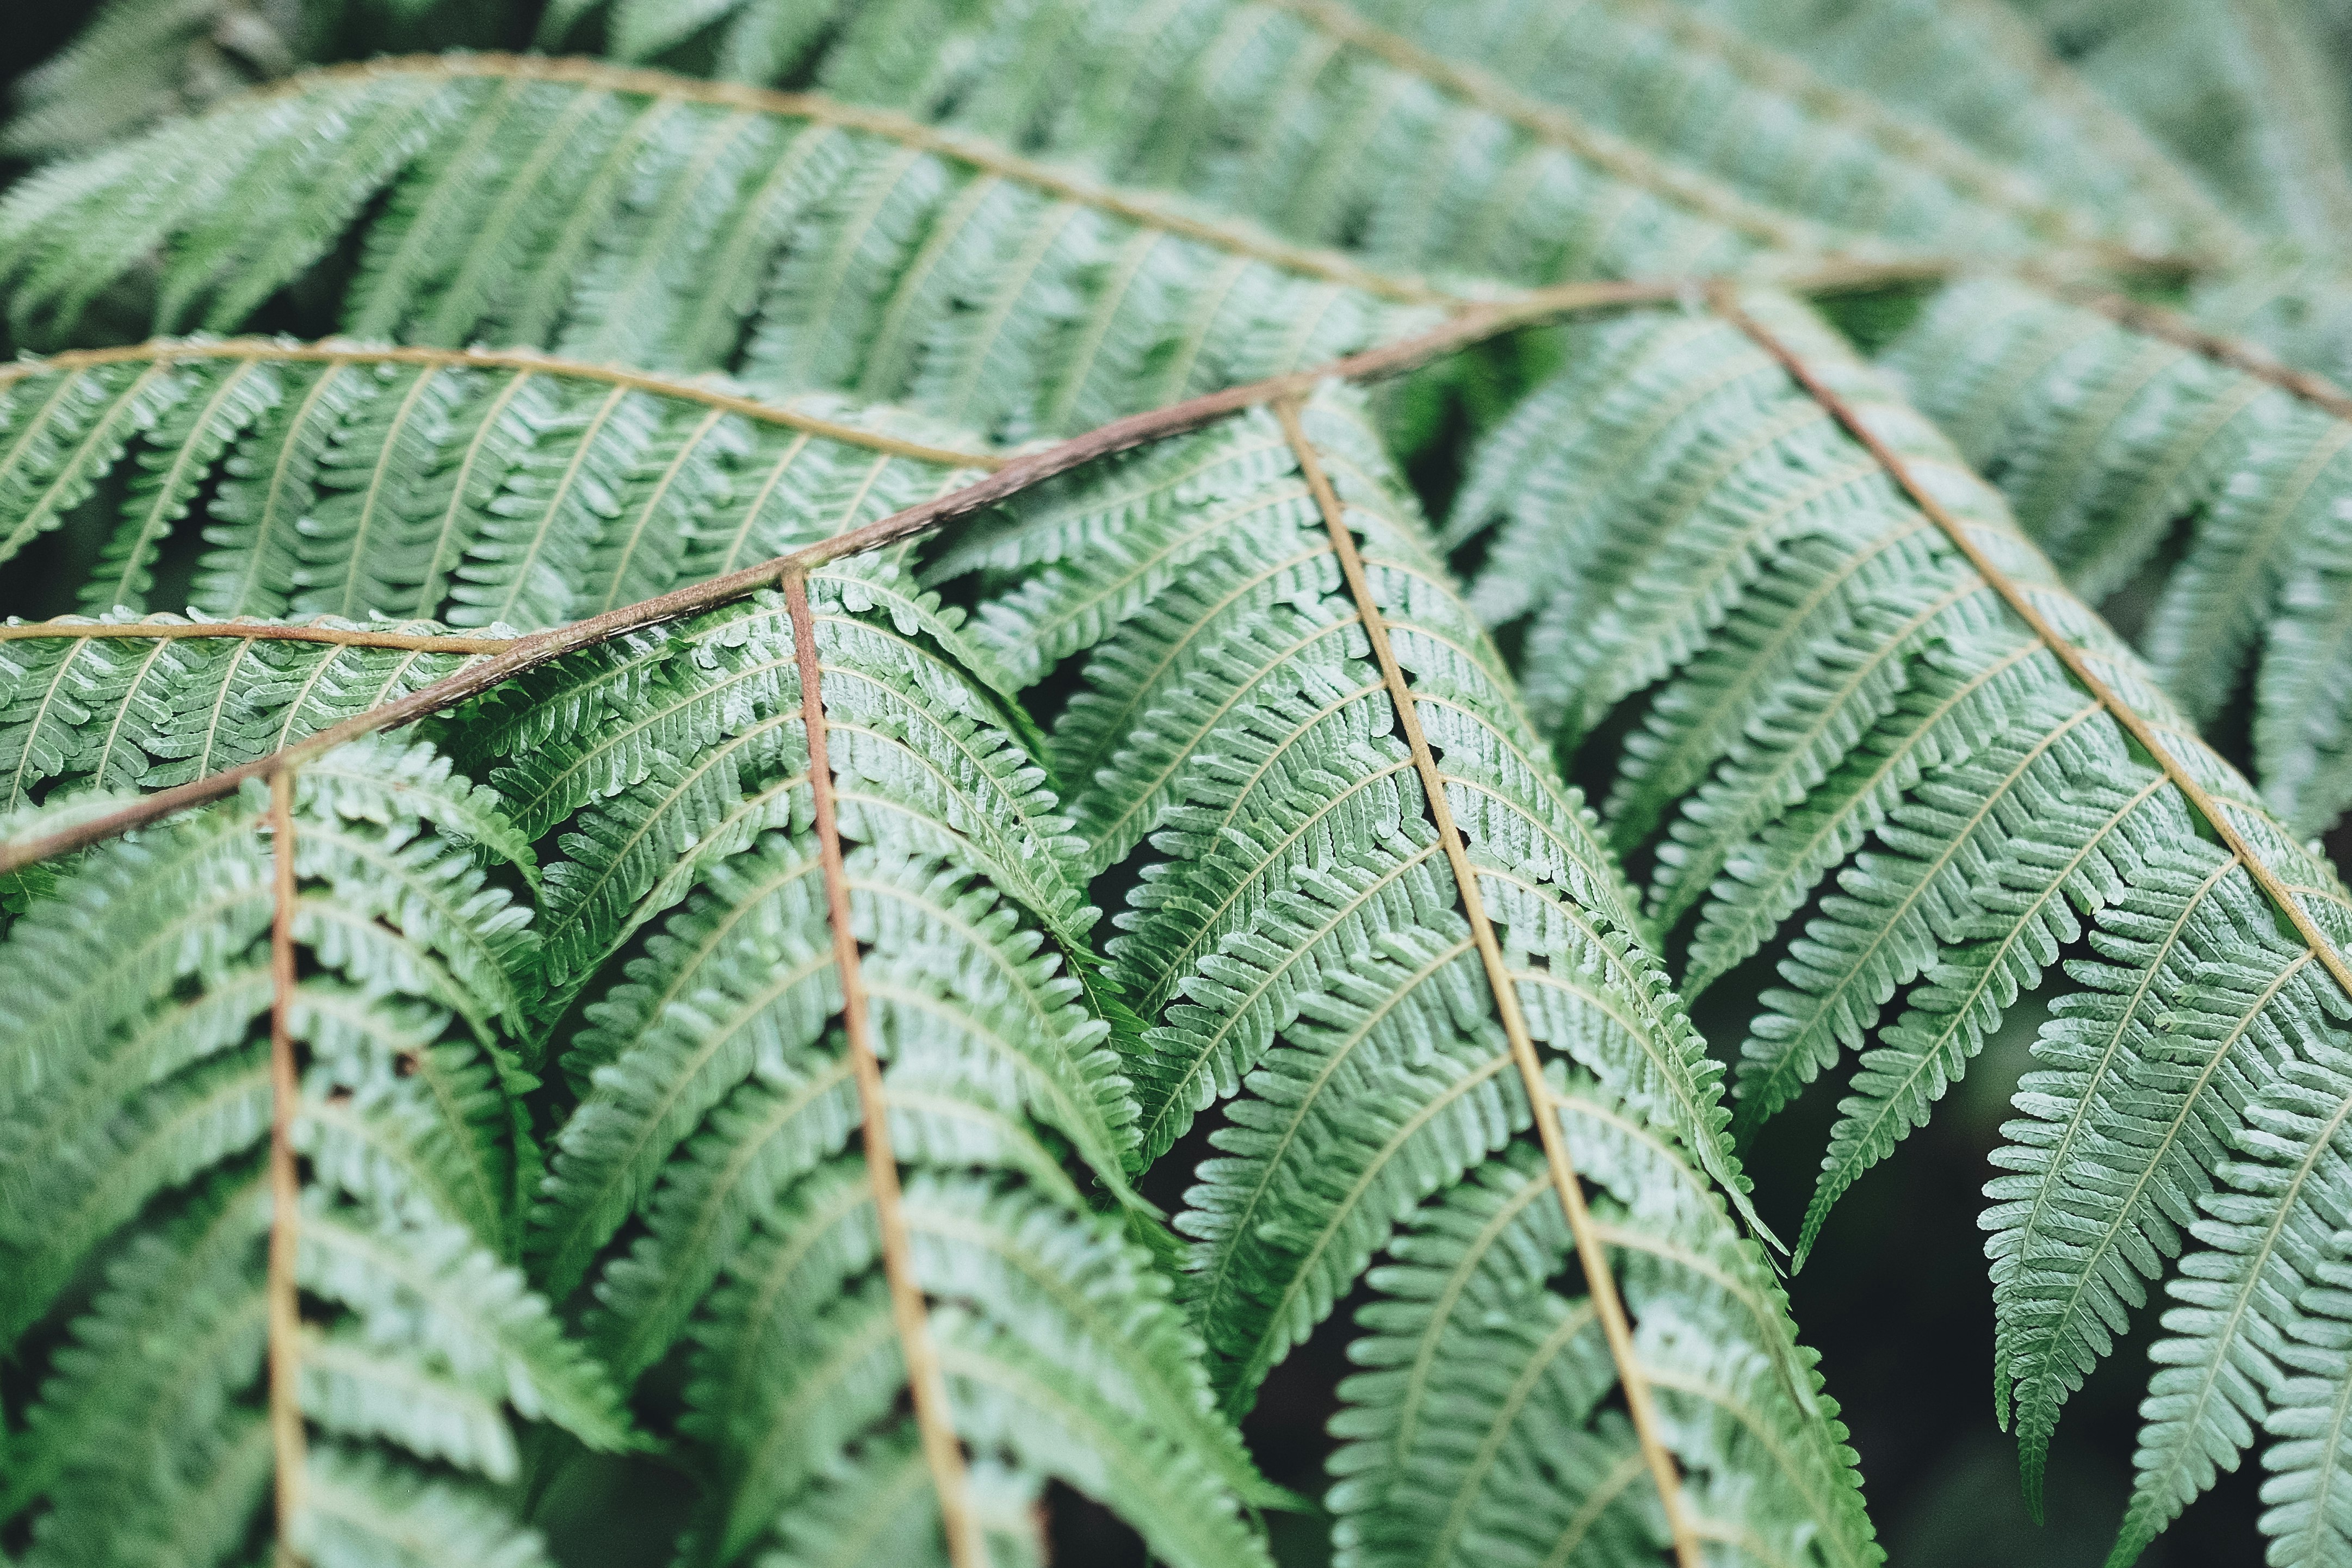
[{"left": 10, "top": 3, "right": 2352, "bottom": 1563}]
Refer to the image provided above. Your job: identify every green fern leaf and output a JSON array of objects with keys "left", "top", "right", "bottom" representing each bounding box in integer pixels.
[
  {"left": 1449, "top": 285, "right": 2352, "bottom": 1559},
  {"left": 0, "top": 734, "right": 623, "bottom": 1568},
  {"left": 19, "top": 7, "right": 2343, "bottom": 1561},
  {"left": 1886, "top": 276, "right": 2352, "bottom": 835},
  {"left": 1676, "top": 0, "right": 2243, "bottom": 258},
  {"left": 947, "top": 381, "right": 1876, "bottom": 1566},
  {"left": 556, "top": 0, "right": 2223, "bottom": 282},
  {"left": 0, "top": 343, "right": 989, "bottom": 626},
  {"left": 494, "top": 567, "right": 1273, "bottom": 1566},
  {"left": 0, "top": 59, "right": 1438, "bottom": 438},
  {"left": 0, "top": 611, "right": 496, "bottom": 815},
  {"left": 2004, "top": 0, "right": 2352, "bottom": 248}
]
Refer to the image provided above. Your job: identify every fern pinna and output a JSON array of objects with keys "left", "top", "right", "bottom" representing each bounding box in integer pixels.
[
  {"left": 0, "top": 736, "right": 629, "bottom": 1567},
  {"left": 11, "top": 3, "right": 2352, "bottom": 1566},
  {"left": 937, "top": 385, "right": 1870, "bottom": 1565},
  {"left": 1, "top": 553, "right": 1284, "bottom": 1567},
  {"left": 1449, "top": 288, "right": 2352, "bottom": 1561}
]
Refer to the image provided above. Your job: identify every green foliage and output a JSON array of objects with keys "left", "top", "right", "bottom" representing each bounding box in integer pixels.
[
  {"left": 0, "top": 735, "right": 624, "bottom": 1568},
  {"left": 10, "top": 2, "right": 2352, "bottom": 1566},
  {"left": 941, "top": 385, "right": 1873, "bottom": 1564},
  {"left": 2004, "top": 0, "right": 2352, "bottom": 248},
  {"left": 0, "top": 58, "right": 1431, "bottom": 439},
  {"left": 543, "top": 0, "right": 2211, "bottom": 271},
  {"left": 1669, "top": 0, "right": 2244, "bottom": 256},
  {"left": 448, "top": 570, "right": 1271, "bottom": 1567},
  {"left": 0, "top": 345, "right": 987, "bottom": 621},
  {"left": 1324, "top": 1101, "right": 1861, "bottom": 1568},
  {"left": 3, "top": 0, "right": 511, "bottom": 161},
  {"left": 1449, "top": 286, "right": 2352, "bottom": 1561},
  {"left": 1, "top": 613, "right": 478, "bottom": 814},
  {"left": 5, "top": 0, "right": 310, "bottom": 162},
  {"left": 1887, "top": 275, "right": 2352, "bottom": 835}
]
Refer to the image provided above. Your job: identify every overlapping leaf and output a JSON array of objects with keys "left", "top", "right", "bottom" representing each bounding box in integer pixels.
[{"left": 939, "top": 383, "right": 1877, "bottom": 1567}]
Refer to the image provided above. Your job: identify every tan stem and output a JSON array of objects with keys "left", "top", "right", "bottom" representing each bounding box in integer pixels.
[
  {"left": 0, "top": 621, "right": 516, "bottom": 652},
  {"left": 783, "top": 573, "right": 983, "bottom": 1567},
  {"left": 1274, "top": 398, "right": 1700, "bottom": 1568},
  {"left": 265, "top": 770, "right": 308, "bottom": 1567}
]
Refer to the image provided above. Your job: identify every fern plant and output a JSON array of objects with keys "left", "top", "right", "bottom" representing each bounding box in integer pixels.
[{"left": 9, "top": 3, "right": 2352, "bottom": 1566}]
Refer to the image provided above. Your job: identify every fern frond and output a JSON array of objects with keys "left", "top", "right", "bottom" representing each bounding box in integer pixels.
[
  {"left": 951, "top": 411, "right": 1344, "bottom": 873},
  {"left": 0, "top": 340, "right": 991, "bottom": 629},
  {"left": 461, "top": 568, "right": 1086, "bottom": 1027},
  {"left": 1329, "top": 1087, "right": 1870, "bottom": 1568},
  {"left": 2252, "top": 1211, "right": 2352, "bottom": 1566},
  {"left": 0, "top": 556, "right": 1277, "bottom": 1567},
  {"left": 2, "top": 0, "right": 301, "bottom": 159},
  {"left": 0, "top": 58, "right": 1445, "bottom": 439},
  {"left": 759, "top": 1432, "right": 1044, "bottom": 1568},
  {"left": 0, "top": 610, "right": 503, "bottom": 816},
  {"left": 300, "top": 1200, "right": 628, "bottom": 1447},
  {"left": 1886, "top": 275, "right": 2352, "bottom": 835},
  {"left": 2004, "top": 0, "right": 2352, "bottom": 247},
  {"left": 1673, "top": 0, "right": 2246, "bottom": 259},
  {"left": 688, "top": 1171, "right": 1268, "bottom": 1563},
  {"left": 0, "top": 733, "right": 622, "bottom": 1568},
  {"left": 949, "top": 391, "right": 1733, "bottom": 1188},
  {"left": 5, "top": 3, "right": 2344, "bottom": 1561},
  {"left": 297, "top": 1442, "right": 557, "bottom": 1568},
  {"left": 946, "top": 381, "right": 1875, "bottom": 1565},
  {"left": 1448, "top": 284, "right": 2352, "bottom": 1562},
  {"left": 556, "top": 0, "right": 1774, "bottom": 277},
  {"left": 502, "top": 565, "right": 1273, "bottom": 1567},
  {"left": 2, "top": 0, "right": 519, "bottom": 164},
  {"left": 295, "top": 1325, "right": 522, "bottom": 1480},
  {"left": 1327, "top": 1136, "right": 1643, "bottom": 1568},
  {"left": 552, "top": 0, "right": 2222, "bottom": 280},
  {"left": 2187, "top": 254, "right": 2352, "bottom": 391}
]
